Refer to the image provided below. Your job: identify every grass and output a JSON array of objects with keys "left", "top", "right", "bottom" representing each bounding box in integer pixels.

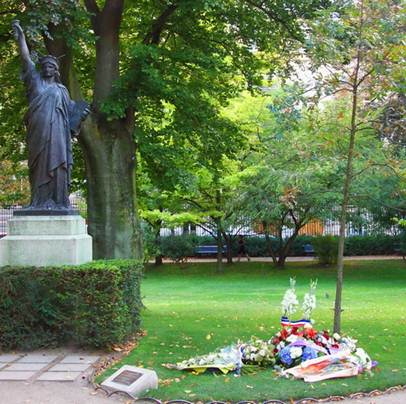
[{"left": 98, "top": 259, "right": 406, "bottom": 401}]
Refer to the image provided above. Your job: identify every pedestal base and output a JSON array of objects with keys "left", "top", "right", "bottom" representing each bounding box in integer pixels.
[{"left": 0, "top": 216, "right": 92, "bottom": 267}]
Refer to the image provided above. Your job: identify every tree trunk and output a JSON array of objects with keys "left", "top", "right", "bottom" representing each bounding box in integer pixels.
[
  {"left": 265, "top": 230, "right": 277, "bottom": 264},
  {"left": 275, "top": 228, "right": 300, "bottom": 269},
  {"left": 80, "top": 119, "right": 143, "bottom": 259},
  {"left": 334, "top": 49, "right": 361, "bottom": 334},
  {"left": 154, "top": 223, "right": 163, "bottom": 265},
  {"left": 224, "top": 234, "right": 233, "bottom": 264},
  {"left": 216, "top": 218, "right": 223, "bottom": 272}
]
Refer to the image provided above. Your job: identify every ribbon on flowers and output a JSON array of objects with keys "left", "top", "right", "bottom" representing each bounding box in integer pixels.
[{"left": 280, "top": 316, "right": 312, "bottom": 327}]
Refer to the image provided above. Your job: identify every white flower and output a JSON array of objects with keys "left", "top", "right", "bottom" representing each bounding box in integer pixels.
[
  {"left": 281, "top": 278, "right": 299, "bottom": 316},
  {"left": 333, "top": 333, "right": 341, "bottom": 341},
  {"left": 259, "top": 349, "right": 266, "bottom": 357},
  {"left": 302, "top": 279, "right": 317, "bottom": 320},
  {"left": 277, "top": 341, "right": 286, "bottom": 350},
  {"left": 286, "top": 334, "right": 299, "bottom": 343},
  {"left": 341, "top": 336, "right": 358, "bottom": 352},
  {"left": 290, "top": 347, "right": 303, "bottom": 359},
  {"left": 353, "top": 348, "right": 372, "bottom": 370}
]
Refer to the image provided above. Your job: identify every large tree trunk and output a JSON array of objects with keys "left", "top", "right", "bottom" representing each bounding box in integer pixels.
[{"left": 80, "top": 119, "right": 143, "bottom": 259}]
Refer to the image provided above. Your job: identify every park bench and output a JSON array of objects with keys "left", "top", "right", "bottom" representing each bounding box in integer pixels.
[
  {"left": 303, "top": 243, "right": 315, "bottom": 256},
  {"left": 194, "top": 245, "right": 227, "bottom": 256}
]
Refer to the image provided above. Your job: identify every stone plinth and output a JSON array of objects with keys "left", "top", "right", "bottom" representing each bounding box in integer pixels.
[{"left": 0, "top": 215, "right": 92, "bottom": 267}]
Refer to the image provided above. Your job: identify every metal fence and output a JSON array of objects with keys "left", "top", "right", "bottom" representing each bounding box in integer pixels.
[{"left": 1, "top": 204, "right": 399, "bottom": 238}]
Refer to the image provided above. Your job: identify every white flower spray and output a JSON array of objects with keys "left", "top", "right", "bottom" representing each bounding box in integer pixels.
[
  {"left": 302, "top": 279, "right": 317, "bottom": 320},
  {"left": 281, "top": 278, "right": 299, "bottom": 317}
]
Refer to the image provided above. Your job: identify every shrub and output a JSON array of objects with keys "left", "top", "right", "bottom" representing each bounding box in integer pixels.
[
  {"left": 344, "top": 234, "right": 401, "bottom": 255},
  {"left": 313, "top": 235, "right": 339, "bottom": 265},
  {"left": 160, "top": 234, "right": 199, "bottom": 262},
  {"left": 0, "top": 260, "right": 143, "bottom": 350}
]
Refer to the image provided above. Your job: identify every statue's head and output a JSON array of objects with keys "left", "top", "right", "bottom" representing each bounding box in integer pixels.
[{"left": 39, "top": 55, "right": 59, "bottom": 80}]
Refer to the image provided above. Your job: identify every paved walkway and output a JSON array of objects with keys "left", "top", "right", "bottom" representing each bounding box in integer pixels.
[
  {"left": 0, "top": 352, "right": 99, "bottom": 382},
  {"left": 154, "top": 255, "right": 403, "bottom": 264},
  {"left": 0, "top": 349, "right": 113, "bottom": 404}
]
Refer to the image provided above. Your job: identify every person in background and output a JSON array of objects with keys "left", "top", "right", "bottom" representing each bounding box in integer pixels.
[{"left": 237, "top": 235, "right": 250, "bottom": 262}]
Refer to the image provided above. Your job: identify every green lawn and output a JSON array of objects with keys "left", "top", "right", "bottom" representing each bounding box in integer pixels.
[{"left": 99, "top": 260, "right": 406, "bottom": 401}]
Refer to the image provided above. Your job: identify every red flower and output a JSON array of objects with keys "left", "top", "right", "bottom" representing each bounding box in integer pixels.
[
  {"left": 273, "top": 338, "right": 280, "bottom": 345},
  {"left": 280, "top": 328, "right": 289, "bottom": 339},
  {"left": 305, "top": 328, "right": 317, "bottom": 339},
  {"left": 291, "top": 326, "right": 299, "bottom": 335},
  {"left": 323, "top": 330, "right": 330, "bottom": 339}
]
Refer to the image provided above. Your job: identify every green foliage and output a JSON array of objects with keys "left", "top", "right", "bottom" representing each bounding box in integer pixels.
[
  {"left": 0, "top": 260, "right": 143, "bottom": 350},
  {"left": 161, "top": 234, "right": 199, "bottom": 263},
  {"left": 155, "top": 234, "right": 401, "bottom": 259},
  {"left": 313, "top": 235, "right": 339, "bottom": 265},
  {"left": 344, "top": 234, "right": 401, "bottom": 256}
]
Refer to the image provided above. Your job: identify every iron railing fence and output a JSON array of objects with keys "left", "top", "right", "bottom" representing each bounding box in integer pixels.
[{"left": 0, "top": 204, "right": 399, "bottom": 238}]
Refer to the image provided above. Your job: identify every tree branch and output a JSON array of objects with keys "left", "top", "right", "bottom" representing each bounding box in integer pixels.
[
  {"left": 143, "top": 4, "right": 178, "bottom": 45},
  {"left": 84, "top": 0, "right": 100, "bottom": 31},
  {"left": 84, "top": 0, "right": 99, "bottom": 14},
  {"left": 0, "top": 9, "right": 19, "bottom": 15},
  {"left": 244, "top": 0, "right": 302, "bottom": 42}
]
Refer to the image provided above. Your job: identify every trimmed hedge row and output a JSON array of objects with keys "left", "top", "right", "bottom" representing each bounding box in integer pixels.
[
  {"left": 0, "top": 260, "right": 143, "bottom": 350},
  {"left": 156, "top": 234, "right": 402, "bottom": 260}
]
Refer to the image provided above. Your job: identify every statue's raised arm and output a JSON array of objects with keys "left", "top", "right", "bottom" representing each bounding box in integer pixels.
[{"left": 12, "top": 20, "right": 34, "bottom": 71}]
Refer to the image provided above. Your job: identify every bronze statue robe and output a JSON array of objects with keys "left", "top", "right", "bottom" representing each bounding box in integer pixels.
[{"left": 23, "top": 64, "right": 77, "bottom": 210}]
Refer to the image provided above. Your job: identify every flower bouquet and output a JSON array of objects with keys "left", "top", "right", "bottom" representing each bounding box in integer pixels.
[{"left": 168, "top": 278, "right": 376, "bottom": 382}]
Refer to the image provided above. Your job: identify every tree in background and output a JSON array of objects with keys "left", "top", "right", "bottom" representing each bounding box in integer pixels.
[
  {"left": 305, "top": 0, "right": 405, "bottom": 332},
  {"left": 238, "top": 88, "right": 342, "bottom": 267},
  {"left": 0, "top": 160, "right": 30, "bottom": 207}
]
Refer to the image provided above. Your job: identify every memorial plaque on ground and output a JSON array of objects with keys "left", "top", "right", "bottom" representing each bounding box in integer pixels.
[{"left": 101, "top": 365, "right": 158, "bottom": 397}]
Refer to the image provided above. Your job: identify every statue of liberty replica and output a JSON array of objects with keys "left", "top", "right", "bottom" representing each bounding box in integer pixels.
[
  {"left": 12, "top": 20, "right": 89, "bottom": 214},
  {"left": 0, "top": 21, "right": 92, "bottom": 266}
]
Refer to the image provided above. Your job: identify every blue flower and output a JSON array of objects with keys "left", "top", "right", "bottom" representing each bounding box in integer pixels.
[
  {"left": 279, "top": 347, "right": 293, "bottom": 365},
  {"left": 302, "top": 347, "right": 317, "bottom": 361}
]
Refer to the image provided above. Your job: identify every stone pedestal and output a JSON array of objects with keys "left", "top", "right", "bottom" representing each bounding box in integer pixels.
[{"left": 0, "top": 215, "right": 92, "bottom": 267}]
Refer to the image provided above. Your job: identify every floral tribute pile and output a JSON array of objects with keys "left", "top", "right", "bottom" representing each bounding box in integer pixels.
[{"left": 167, "top": 278, "right": 376, "bottom": 382}]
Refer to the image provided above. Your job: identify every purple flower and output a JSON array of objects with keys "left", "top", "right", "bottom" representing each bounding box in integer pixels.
[
  {"left": 279, "top": 347, "right": 293, "bottom": 365},
  {"left": 302, "top": 347, "right": 317, "bottom": 361}
]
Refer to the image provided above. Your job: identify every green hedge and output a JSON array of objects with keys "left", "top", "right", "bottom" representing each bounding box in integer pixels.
[
  {"left": 313, "top": 235, "right": 339, "bottom": 265},
  {"left": 155, "top": 234, "right": 401, "bottom": 258},
  {"left": 0, "top": 260, "right": 143, "bottom": 350}
]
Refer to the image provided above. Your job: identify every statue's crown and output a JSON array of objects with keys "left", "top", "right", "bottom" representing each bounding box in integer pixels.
[{"left": 39, "top": 55, "right": 59, "bottom": 68}]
